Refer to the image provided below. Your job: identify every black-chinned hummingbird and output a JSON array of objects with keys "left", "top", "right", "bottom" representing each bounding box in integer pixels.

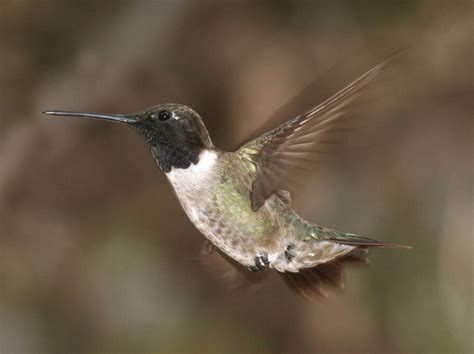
[{"left": 45, "top": 58, "right": 410, "bottom": 298}]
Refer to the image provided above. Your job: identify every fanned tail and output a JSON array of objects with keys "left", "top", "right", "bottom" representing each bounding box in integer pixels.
[{"left": 282, "top": 227, "right": 411, "bottom": 300}]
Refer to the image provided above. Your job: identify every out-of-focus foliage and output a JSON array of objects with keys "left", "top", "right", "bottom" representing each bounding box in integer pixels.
[{"left": 0, "top": 1, "right": 471, "bottom": 353}]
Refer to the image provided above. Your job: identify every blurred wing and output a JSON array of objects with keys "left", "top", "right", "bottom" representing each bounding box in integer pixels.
[
  {"left": 199, "top": 241, "right": 268, "bottom": 289},
  {"left": 238, "top": 57, "right": 394, "bottom": 211}
]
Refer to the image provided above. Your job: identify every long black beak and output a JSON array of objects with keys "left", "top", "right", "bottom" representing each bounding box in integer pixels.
[{"left": 43, "top": 110, "right": 139, "bottom": 124}]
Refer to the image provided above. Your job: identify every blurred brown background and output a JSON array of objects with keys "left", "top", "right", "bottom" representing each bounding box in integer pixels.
[{"left": 0, "top": 1, "right": 472, "bottom": 353}]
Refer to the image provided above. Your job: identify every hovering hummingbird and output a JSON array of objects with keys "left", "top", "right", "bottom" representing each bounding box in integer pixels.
[{"left": 45, "top": 57, "right": 409, "bottom": 298}]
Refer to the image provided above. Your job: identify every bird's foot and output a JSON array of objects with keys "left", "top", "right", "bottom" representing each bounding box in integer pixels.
[{"left": 247, "top": 252, "right": 270, "bottom": 272}]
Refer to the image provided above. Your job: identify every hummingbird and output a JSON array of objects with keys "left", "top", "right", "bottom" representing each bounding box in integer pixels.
[{"left": 45, "top": 57, "right": 409, "bottom": 298}]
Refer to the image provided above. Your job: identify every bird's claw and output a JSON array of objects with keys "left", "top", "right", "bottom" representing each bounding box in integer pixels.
[{"left": 247, "top": 253, "right": 270, "bottom": 272}]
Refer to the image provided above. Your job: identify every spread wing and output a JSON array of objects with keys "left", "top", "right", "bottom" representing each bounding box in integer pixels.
[{"left": 237, "top": 57, "right": 395, "bottom": 211}]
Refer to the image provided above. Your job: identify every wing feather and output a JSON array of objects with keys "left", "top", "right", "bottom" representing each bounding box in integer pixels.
[{"left": 237, "top": 57, "right": 396, "bottom": 211}]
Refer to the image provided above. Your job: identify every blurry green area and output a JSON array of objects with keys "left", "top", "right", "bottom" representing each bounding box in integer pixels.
[{"left": 0, "top": 0, "right": 472, "bottom": 353}]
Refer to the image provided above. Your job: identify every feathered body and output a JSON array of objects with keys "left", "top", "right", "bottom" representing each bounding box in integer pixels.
[{"left": 167, "top": 149, "right": 358, "bottom": 273}]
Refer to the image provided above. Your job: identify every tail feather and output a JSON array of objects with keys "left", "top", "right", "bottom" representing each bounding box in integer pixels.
[
  {"left": 281, "top": 248, "right": 370, "bottom": 299},
  {"left": 315, "top": 227, "right": 412, "bottom": 249},
  {"left": 342, "top": 247, "right": 370, "bottom": 264},
  {"left": 330, "top": 237, "right": 412, "bottom": 249},
  {"left": 314, "top": 261, "right": 345, "bottom": 289},
  {"left": 285, "top": 267, "right": 329, "bottom": 299}
]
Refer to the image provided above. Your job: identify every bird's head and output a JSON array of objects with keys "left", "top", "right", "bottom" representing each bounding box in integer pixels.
[{"left": 45, "top": 103, "right": 214, "bottom": 172}]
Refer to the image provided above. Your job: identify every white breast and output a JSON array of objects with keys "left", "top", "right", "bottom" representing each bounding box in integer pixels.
[
  {"left": 165, "top": 149, "right": 220, "bottom": 229},
  {"left": 166, "top": 149, "right": 219, "bottom": 189}
]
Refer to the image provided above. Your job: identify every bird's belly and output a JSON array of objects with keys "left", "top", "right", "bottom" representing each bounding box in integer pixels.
[
  {"left": 180, "top": 200, "right": 255, "bottom": 265},
  {"left": 176, "top": 190, "right": 281, "bottom": 267}
]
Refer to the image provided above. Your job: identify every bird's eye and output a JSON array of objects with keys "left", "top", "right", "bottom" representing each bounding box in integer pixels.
[{"left": 158, "top": 110, "right": 171, "bottom": 121}]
